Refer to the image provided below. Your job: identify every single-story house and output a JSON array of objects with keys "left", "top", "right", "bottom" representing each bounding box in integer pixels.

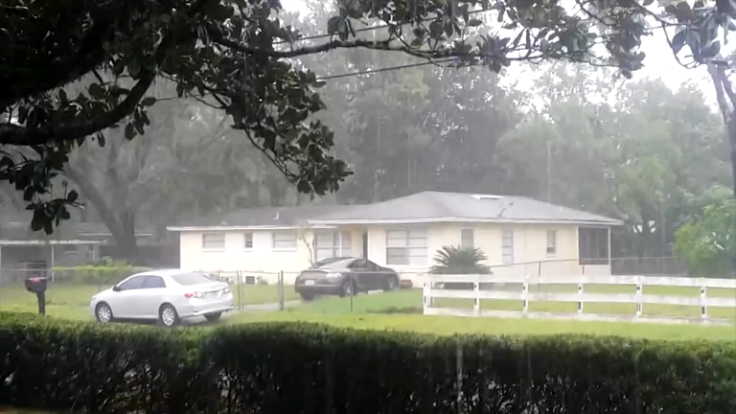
[
  {"left": 0, "top": 216, "right": 159, "bottom": 284},
  {"left": 167, "top": 191, "right": 622, "bottom": 284}
]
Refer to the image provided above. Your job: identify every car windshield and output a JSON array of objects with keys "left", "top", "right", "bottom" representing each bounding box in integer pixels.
[
  {"left": 170, "top": 272, "right": 213, "bottom": 286},
  {"left": 312, "top": 258, "right": 355, "bottom": 269}
]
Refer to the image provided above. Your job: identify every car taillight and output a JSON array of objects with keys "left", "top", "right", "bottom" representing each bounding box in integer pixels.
[
  {"left": 224, "top": 287, "right": 230, "bottom": 294},
  {"left": 184, "top": 291, "right": 203, "bottom": 299}
]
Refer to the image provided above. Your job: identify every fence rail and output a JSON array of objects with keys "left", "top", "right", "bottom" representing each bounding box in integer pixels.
[{"left": 423, "top": 274, "right": 736, "bottom": 325}]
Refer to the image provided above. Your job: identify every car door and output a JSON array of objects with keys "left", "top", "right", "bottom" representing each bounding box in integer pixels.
[
  {"left": 107, "top": 276, "right": 145, "bottom": 318},
  {"left": 135, "top": 276, "right": 168, "bottom": 319},
  {"left": 365, "top": 260, "right": 388, "bottom": 290},
  {"left": 347, "top": 259, "right": 370, "bottom": 291}
]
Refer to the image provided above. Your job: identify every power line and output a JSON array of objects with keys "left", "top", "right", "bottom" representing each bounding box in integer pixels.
[
  {"left": 275, "top": 8, "right": 491, "bottom": 45},
  {"left": 316, "top": 58, "right": 456, "bottom": 80},
  {"left": 156, "top": 57, "right": 467, "bottom": 102}
]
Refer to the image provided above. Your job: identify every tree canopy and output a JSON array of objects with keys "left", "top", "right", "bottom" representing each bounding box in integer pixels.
[{"left": 1, "top": 0, "right": 734, "bottom": 235}]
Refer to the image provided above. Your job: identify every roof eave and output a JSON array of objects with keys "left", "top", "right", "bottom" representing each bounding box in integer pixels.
[
  {"left": 307, "top": 217, "right": 623, "bottom": 226},
  {"left": 166, "top": 224, "right": 340, "bottom": 232}
]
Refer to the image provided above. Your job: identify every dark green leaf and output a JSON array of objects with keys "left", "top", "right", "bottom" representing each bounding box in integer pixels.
[
  {"left": 124, "top": 123, "right": 135, "bottom": 140},
  {"left": 327, "top": 16, "right": 341, "bottom": 35},
  {"left": 672, "top": 30, "right": 687, "bottom": 54},
  {"left": 141, "top": 97, "right": 157, "bottom": 107},
  {"left": 88, "top": 83, "right": 104, "bottom": 99}
]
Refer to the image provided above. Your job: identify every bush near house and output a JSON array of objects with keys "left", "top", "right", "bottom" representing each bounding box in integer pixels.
[
  {"left": 52, "top": 264, "right": 150, "bottom": 285},
  {"left": 1, "top": 312, "right": 734, "bottom": 414}
]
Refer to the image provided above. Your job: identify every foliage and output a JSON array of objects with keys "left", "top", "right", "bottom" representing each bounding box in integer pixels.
[
  {"left": 52, "top": 265, "right": 149, "bottom": 285},
  {"left": 674, "top": 186, "right": 736, "bottom": 277},
  {"left": 497, "top": 70, "right": 729, "bottom": 257},
  {"left": 1, "top": 0, "right": 732, "bottom": 235},
  {"left": 1, "top": 312, "right": 736, "bottom": 413},
  {"left": 430, "top": 245, "right": 491, "bottom": 274}
]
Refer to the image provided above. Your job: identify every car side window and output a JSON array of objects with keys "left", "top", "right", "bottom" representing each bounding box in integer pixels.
[
  {"left": 365, "top": 261, "right": 379, "bottom": 272},
  {"left": 350, "top": 259, "right": 368, "bottom": 269},
  {"left": 143, "top": 276, "right": 166, "bottom": 289},
  {"left": 119, "top": 277, "right": 145, "bottom": 291}
]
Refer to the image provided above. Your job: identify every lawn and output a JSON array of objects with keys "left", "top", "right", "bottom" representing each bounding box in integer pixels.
[
  {"left": 0, "top": 282, "right": 299, "bottom": 321},
  {"left": 226, "top": 286, "right": 736, "bottom": 341}
]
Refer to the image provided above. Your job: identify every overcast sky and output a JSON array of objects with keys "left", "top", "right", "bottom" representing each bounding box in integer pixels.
[{"left": 279, "top": 0, "right": 722, "bottom": 107}]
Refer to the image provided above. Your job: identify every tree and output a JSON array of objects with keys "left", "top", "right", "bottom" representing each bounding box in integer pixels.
[
  {"left": 674, "top": 186, "right": 736, "bottom": 277},
  {"left": 2, "top": 0, "right": 733, "bottom": 234}
]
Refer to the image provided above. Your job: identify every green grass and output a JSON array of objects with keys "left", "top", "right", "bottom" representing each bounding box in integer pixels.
[
  {"left": 0, "top": 282, "right": 298, "bottom": 321},
  {"left": 224, "top": 286, "right": 736, "bottom": 341},
  {"left": 296, "top": 285, "right": 736, "bottom": 320}
]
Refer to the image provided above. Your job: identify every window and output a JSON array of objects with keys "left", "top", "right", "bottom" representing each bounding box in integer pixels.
[
  {"left": 272, "top": 231, "right": 297, "bottom": 250},
  {"left": 546, "top": 230, "right": 557, "bottom": 255},
  {"left": 118, "top": 276, "right": 144, "bottom": 291},
  {"left": 142, "top": 276, "right": 166, "bottom": 289},
  {"left": 171, "top": 272, "right": 214, "bottom": 286},
  {"left": 313, "top": 231, "right": 352, "bottom": 262},
  {"left": 461, "top": 229, "right": 474, "bottom": 249},
  {"left": 244, "top": 232, "right": 253, "bottom": 249},
  {"left": 202, "top": 233, "right": 225, "bottom": 250},
  {"left": 578, "top": 227, "right": 609, "bottom": 265},
  {"left": 502, "top": 230, "right": 514, "bottom": 264},
  {"left": 386, "top": 229, "right": 427, "bottom": 266}
]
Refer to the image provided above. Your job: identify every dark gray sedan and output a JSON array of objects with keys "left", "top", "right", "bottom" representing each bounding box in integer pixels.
[{"left": 294, "top": 257, "right": 399, "bottom": 300}]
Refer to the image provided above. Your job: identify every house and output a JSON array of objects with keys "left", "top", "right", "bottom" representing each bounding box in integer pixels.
[
  {"left": 166, "top": 192, "right": 622, "bottom": 284},
  {"left": 0, "top": 214, "right": 160, "bottom": 284}
]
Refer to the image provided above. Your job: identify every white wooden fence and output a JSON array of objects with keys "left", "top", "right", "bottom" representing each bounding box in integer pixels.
[{"left": 423, "top": 274, "right": 736, "bottom": 325}]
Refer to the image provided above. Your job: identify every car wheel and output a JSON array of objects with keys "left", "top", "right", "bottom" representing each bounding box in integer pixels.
[
  {"left": 384, "top": 276, "right": 398, "bottom": 292},
  {"left": 158, "top": 304, "right": 180, "bottom": 327},
  {"left": 204, "top": 312, "right": 222, "bottom": 322},
  {"left": 95, "top": 302, "right": 114, "bottom": 323},
  {"left": 300, "top": 293, "right": 314, "bottom": 301},
  {"left": 340, "top": 281, "right": 354, "bottom": 298}
]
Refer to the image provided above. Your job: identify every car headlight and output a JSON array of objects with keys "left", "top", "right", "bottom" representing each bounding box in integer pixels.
[{"left": 326, "top": 272, "right": 342, "bottom": 278}]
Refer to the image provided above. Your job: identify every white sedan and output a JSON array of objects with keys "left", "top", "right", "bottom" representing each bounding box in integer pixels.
[{"left": 90, "top": 269, "right": 234, "bottom": 327}]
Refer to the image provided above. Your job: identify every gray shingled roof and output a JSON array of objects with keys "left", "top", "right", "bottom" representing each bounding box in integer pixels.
[
  {"left": 172, "top": 205, "right": 366, "bottom": 228},
  {"left": 170, "top": 192, "right": 621, "bottom": 229},
  {"left": 308, "top": 192, "right": 622, "bottom": 225}
]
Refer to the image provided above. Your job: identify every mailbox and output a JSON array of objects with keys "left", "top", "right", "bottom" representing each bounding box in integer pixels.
[{"left": 25, "top": 276, "right": 48, "bottom": 293}]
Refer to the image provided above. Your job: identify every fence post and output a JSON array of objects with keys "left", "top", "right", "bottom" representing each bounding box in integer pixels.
[
  {"left": 522, "top": 275, "right": 529, "bottom": 315},
  {"left": 699, "top": 278, "right": 708, "bottom": 320},
  {"left": 635, "top": 276, "right": 643, "bottom": 317},
  {"left": 238, "top": 271, "right": 243, "bottom": 311},
  {"left": 278, "top": 271, "right": 285, "bottom": 311},
  {"left": 473, "top": 274, "right": 480, "bottom": 316},
  {"left": 577, "top": 279, "right": 584, "bottom": 315},
  {"left": 423, "top": 277, "right": 430, "bottom": 314}
]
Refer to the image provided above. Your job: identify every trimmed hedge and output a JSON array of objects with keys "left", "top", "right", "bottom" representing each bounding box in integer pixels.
[
  {"left": 0, "top": 312, "right": 734, "bottom": 414},
  {"left": 52, "top": 265, "right": 150, "bottom": 285}
]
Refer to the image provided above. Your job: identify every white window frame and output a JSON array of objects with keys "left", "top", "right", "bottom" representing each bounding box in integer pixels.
[
  {"left": 386, "top": 229, "right": 427, "bottom": 266},
  {"left": 272, "top": 231, "right": 297, "bottom": 251},
  {"left": 313, "top": 231, "right": 352, "bottom": 262},
  {"left": 202, "top": 233, "right": 225, "bottom": 251},
  {"left": 460, "top": 229, "right": 474, "bottom": 249},
  {"left": 501, "top": 230, "right": 514, "bottom": 264},
  {"left": 244, "top": 232, "right": 254, "bottom": 250},
  {"left": 546, "top": 230, "right": 557, "bottom": 256}
]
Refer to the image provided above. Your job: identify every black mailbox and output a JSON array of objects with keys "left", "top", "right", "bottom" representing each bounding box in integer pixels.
[
  {"left": 24, "top": 275, "right": 48, "bottom": 315},
  {"left": 25, "top": 276, "right": 48, "bottom": 293}
]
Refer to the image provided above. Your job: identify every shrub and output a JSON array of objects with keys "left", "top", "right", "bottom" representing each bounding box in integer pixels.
[
  {"left": 52, "top": 265, "right": 150, "bottom": 285},
  {"left": 0, "top": 312, "right": 734, "bottom": 414},
  {"left": 430, "top": 245, "right": 491, "bottom": 290}
]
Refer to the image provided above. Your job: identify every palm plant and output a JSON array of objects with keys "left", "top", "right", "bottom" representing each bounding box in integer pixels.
[{"left": 430, "top": 245, "right": 491, "bottom": 291}]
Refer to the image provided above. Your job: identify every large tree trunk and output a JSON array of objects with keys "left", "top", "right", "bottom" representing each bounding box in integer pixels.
[
  {"left": 64, "top": 166, "right": 141, "bottom": 263},
  {"left": 707, "top": 62, "right": 736, "bottom": 198}
]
